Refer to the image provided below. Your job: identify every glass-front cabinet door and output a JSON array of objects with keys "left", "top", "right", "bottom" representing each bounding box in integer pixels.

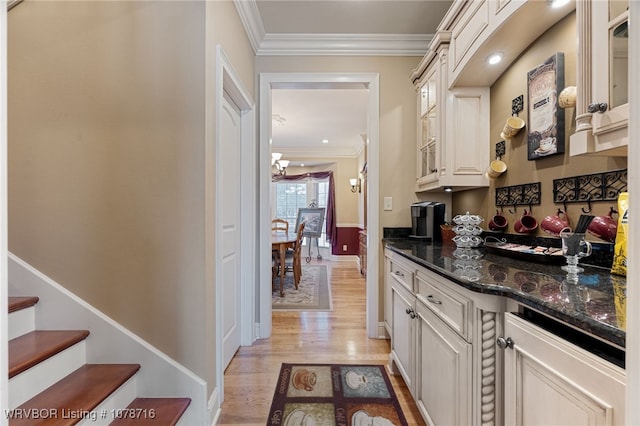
[
  {"left": 590, "top": 0, "right": 628, "bottom": 149},
  {"left": 417, "top": 68, "right": 438, "bottom": 185}
]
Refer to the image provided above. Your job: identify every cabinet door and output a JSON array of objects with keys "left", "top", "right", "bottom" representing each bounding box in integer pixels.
[
  {"left": 590, "top": 0, "right": 629, "bottom": 149},
  {"left": 390, "top": 280, "right": 415, "bottom": 393},
  {"left": 415, "top": 302, "right": 472, "bottom": 426},
  {"left": 503, "top": 313, "right": 626, "bottom": 425},
  {"left": 417, "top": 68, "right": 439, "bottom": 186}
]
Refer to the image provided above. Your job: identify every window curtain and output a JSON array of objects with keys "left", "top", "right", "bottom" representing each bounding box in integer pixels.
[{"left": 273, "top": 171, "right": 337, "bottom": 248}]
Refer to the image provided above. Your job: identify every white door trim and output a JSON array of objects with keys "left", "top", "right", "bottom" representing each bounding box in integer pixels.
[
  {"left": 258, "top": 73, "right": 380, "bottom": 339},
  {"left": 213, "top": 46, "right": 255, "bottom": 405},
  {"left": 626, "top": 1, "right": 639, "bottom": 423},
  {"left": 1, "top": 6, "right": 9, "bottom": 419}
]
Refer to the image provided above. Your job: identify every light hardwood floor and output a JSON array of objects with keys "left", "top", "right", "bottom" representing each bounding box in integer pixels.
[{"left": 218, "top": 259, "right": 425, "bottom": 425}]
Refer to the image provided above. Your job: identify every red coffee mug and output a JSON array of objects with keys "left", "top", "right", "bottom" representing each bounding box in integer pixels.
[
  {"left": 541, "top": 208, "right": 570, "bottom": 236},
  {"left": 514, "top": 210, "right": 538, "bottom": 233},
  {"left": 587, "top": 208, "right": 618, "bottom": 243},
  {"left": 488, "top": 210, "right": 508, "bottom": 232}
]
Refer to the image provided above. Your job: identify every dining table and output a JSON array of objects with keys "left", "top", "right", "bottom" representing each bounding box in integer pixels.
[{"left": 272, "top": 231, "right": 298, "bottom": 296}]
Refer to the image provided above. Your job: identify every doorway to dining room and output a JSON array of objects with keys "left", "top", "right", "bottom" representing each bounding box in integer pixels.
[{"left": 258, "top": 72, "right": 380, "bottom": 339}]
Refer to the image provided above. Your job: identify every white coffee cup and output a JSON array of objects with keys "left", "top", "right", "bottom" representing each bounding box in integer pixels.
[
  {"left": 502, "top": 116, "right": 525, "bottom": 138},
  {"left": 487, "top": 159, "right": 507, "bottom": 179}
]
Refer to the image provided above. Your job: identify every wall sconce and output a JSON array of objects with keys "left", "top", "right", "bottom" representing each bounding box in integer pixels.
[
  {"left": 350, "top": 178, "right": 361, "bottom": 193},
  {"left": 272, "top": 152, "right": 289, "bottom": 176}
]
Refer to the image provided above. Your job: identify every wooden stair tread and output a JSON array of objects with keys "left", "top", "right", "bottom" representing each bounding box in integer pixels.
[
  {"left": 12, "top": 364, "right": 141, "bottom": 426},
  {"left": 8, "top": 296, "right": 39, "bottom": 313},
  {"left": 109, "top": 398, "right": 191, "bottom": 426},
  {"left": 9, "top": 330, "right": 91, "bottom": 378}
]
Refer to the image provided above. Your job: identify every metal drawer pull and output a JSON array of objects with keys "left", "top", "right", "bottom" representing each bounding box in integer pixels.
[
  {"left": 405, "top": 307, "right": 417, "bottom": 319},
  {"left": 426, "top": 295, "right": 442, "bottom": 304},
  {"left": 394, "top": 271, "right": 405, "bottom": 277}
]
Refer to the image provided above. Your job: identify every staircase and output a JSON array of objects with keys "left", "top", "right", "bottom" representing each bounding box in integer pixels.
[{"left": 8, "top": 296, "right": 191, "bottom": 425}]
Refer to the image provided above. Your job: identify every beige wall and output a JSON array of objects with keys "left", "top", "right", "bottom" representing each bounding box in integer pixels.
[
  {"left": 257, "top": 56, "right": 425, "bottom": 230},
  {"left": 8, "top": 0, "right": 256, "bottom": 399},
  {"left": 454, "top": 12, "right": 626, "bottom": 231}
]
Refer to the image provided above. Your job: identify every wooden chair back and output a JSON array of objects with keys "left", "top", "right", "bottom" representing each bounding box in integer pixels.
[{"left": 272, "top": 218, "right": 289, "bottom": 233}]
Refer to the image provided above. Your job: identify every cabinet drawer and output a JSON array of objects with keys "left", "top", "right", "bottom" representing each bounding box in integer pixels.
[
  {"left": 416, "top": 271, "right": 471, "bottom": 340},
  {"left": 389, "top": 258, "right": 415, "bottom": 293}
]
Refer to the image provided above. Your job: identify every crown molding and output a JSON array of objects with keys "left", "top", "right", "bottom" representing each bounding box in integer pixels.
[
  {"left": 233, "top": 0, "right": 265, "bottom": 54},
  {"left": 257, "top": 33, "right": 432, "bottom": 56},
  {"left": 234, "top": 0, "right": 432, "bottom": 56}
]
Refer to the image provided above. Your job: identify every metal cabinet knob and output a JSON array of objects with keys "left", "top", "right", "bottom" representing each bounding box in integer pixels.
[
  {"left": 496, "top": 337, "right": 515, "bottom": 350},
  {"left": 587, "top": 102, "right": 608, "bottom": 113}
]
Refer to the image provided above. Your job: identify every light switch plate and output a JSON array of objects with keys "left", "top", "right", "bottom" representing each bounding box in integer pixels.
[{"left": 383, "top": 197, "right": 393, "bottom": 211}]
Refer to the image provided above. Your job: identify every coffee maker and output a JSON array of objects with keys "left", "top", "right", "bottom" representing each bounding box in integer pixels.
[{"left": 410, "top": 201, "right": 446, "bottom": 241}]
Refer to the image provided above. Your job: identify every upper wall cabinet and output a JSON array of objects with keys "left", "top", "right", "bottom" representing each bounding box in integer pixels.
[
  {"left": 444, "top": 0, "right": 576, "bottom": 88},
  {"left": 411, "top": 34, "right": 490, "bottom": 193},
  {"left": 570, "top": 0, "right": 629, "bottom": 156}
]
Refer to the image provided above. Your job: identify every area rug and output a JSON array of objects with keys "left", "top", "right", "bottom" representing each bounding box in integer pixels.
[
  {"left": 267, "top": 363, "right": 408, "bottom": 426},
  {"left": 272, "top": 265, "right": 332, "bottom": 312}
]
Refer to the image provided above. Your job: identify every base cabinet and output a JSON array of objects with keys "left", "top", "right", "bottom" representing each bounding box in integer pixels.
[
  {"left": 502, "top": 312, "right": 626, "bottom": 425},
  {"left": 415, "top": 301, "right": 471, "bottom": 426},
  {"left": 390, "top": 277, "right": 416, "bottom": 393}
]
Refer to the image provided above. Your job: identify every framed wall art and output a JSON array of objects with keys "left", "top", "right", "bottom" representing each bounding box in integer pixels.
[
  {"left": 527, "top": 52, "right": 565, "bottom": 160},
  {"left": 295, "top": 208, "right": 326, "bottom": 238}
]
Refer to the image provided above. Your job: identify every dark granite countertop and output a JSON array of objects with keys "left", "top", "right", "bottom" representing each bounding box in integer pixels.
[{"left": 384, "top": 238, "right": 626, "bottom": 349}]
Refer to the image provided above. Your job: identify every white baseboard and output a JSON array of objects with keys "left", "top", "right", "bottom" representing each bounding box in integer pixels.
[
  {"left": 8, "top": 253, "right": 208, "bottom": 425},
  {"left": 377, "top": 322, "right": 390, "bottom": 340}
]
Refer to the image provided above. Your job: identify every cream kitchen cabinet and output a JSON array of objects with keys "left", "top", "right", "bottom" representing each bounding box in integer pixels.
[
  {"left": 385, "top": 248, "right": 503, "bottom": 425},
  {"left": 415, "top": 290, "right": 472, "bottom": 426},
  {"left": 384, "top": 250, "right": 415, "bottom": 338},
  {"left": 571, "top": 0, "right": 629, "bottom": 156},
  {"left": 502, "top": 312, "right": 626, "bottom": 425},
  {"left": 389, "top": 269, "right": 416, "bottom": 394},
  {"left": 411, "top": 34, "right": 490, "bottom": 193}
]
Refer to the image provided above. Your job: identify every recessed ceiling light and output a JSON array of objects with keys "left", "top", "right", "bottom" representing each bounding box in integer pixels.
[
  {"left": 549, "top": 0, "right": 570, "bottom": 8},
  {"left": 487, "top": 53, "right": 503, "bottom": 65},
  {"left": 322, "top": 139, "right": 329, "bottom": 144},
  {"left": 300, "top": 163, "right": 305, "bottom": 167}
]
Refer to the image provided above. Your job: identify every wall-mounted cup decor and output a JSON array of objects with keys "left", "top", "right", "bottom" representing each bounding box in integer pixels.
[
  {"left": 501, "top": 116, "right": 525, "bottom": 139},
  {"left": 487, "top": 159, "right": 507, "bottom": 179},
  {"left": 527, "top": 52, "right": 565, "bottom": 160}
]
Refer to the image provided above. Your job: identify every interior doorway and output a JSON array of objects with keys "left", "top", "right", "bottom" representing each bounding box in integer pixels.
[{"left": 258, "top": 73, "right": 380, "bottom": 339}]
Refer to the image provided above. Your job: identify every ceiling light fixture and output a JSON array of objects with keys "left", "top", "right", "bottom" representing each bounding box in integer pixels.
[
  {"left": 549, "top": 0, "right": 570, "bottom": 8},
  {"left": 444, "top": 186, "right": 453, "bottom": 193},
  {"left": 271, "top": 152, "right": 289, "bottom": 177},
  {"left": 487, "top": 53, "right": 503, "bottom": 65},
  {"left": 322, "top": 139, "right": 329, "bottom": 144}
]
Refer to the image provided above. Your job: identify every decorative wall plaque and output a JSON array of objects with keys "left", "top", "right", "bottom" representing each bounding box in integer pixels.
[{"left": 527, "top": 52, "right": 565, "bottom": 160}]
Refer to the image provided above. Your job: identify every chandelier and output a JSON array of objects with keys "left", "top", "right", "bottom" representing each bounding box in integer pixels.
[{"left": 271, "top": 152, "right": 289, "bottom": 177}]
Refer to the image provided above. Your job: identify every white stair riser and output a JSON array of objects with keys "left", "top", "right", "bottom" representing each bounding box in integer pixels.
[
  {"left": 9, "top": 306, "right": 36, "bottom": 340},
  {"left": 77, "top": 375, "right": 137, "bottom": 426},
  {"left": 9, "top": 340, "right": 87, "bottom": 409}
]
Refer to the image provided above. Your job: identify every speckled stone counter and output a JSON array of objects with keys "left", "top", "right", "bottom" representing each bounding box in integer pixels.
[{"left": 384, "top": 238, "right": 626, "bottom": 349}]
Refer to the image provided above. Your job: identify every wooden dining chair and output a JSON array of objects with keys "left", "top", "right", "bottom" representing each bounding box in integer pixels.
[
  {"left": 282, "top": 222, "right": 305, "bottom": 288},
  {"left": 272, "top": 218, "right": 289, "bottom": 233}
]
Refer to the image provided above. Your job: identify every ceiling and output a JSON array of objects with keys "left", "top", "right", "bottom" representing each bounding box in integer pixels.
[{"left": 237, "top": 1, "right": 454, "bottom": 163}]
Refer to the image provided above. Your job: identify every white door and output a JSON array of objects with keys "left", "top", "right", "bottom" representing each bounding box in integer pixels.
[{"left": 221, "top": 92, "right": 242, "bottom": 369}]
